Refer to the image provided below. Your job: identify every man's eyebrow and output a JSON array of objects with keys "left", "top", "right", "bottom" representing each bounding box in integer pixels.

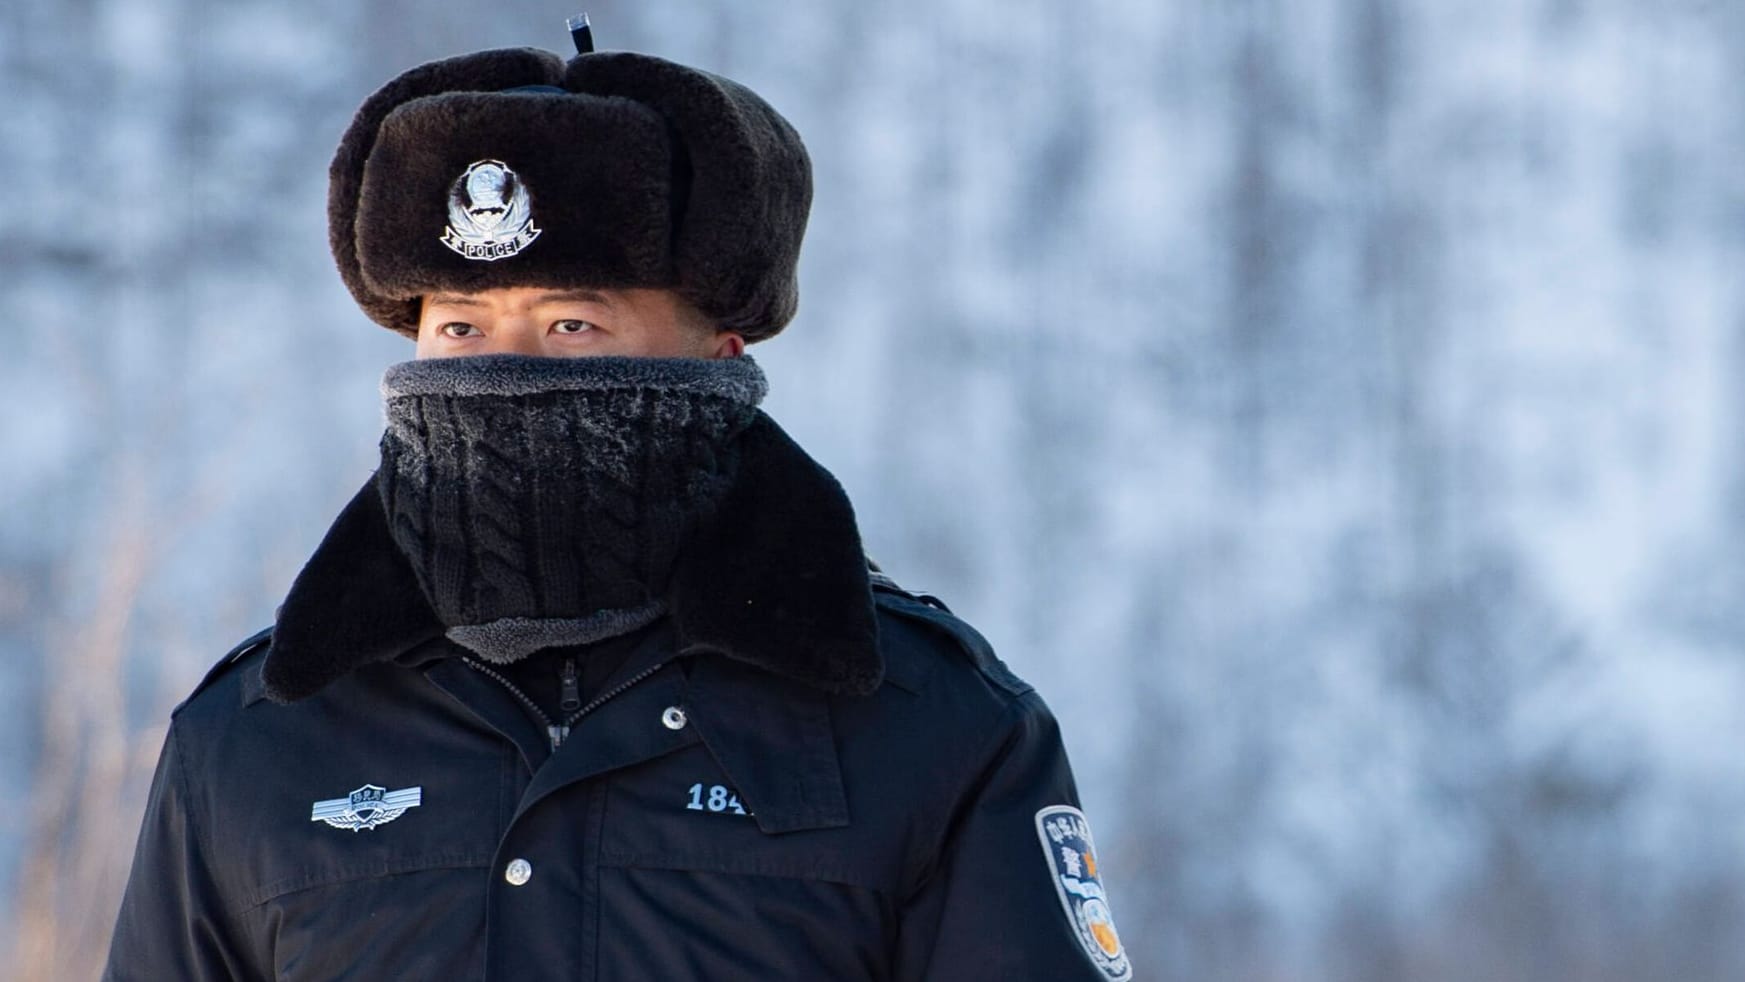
[
  {"left": 424, "top": 293, "right": 487, "bottom": 307},
  {"left": 534, "top": 289, "right": 615, "bottom": 308}
]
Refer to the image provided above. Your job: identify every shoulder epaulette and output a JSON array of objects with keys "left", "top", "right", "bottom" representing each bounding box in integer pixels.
[
  {"left": 867, "top": 563, "right": 951, "bottom": 612},
  {"left": 174, "top": 626, "right": 274, "bottom": 714},
  {"left": 866, "top": 569, "right": 1032, "bottom": 698}
]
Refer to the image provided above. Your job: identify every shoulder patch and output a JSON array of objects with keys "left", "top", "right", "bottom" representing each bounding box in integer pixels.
[
  {"left": 872, "top": 588, "right": 1032, "bottom": 698},
  {"left": 174, "top": 626, "right": 273, "bottom": 715},
  {"left": 1037, "top": 805, "right": 1132, "bottom": 981}
]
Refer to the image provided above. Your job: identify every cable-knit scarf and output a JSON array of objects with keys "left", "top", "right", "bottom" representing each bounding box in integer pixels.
[{"left": 376, "top": 353, "right": 767, "bottom": 663}]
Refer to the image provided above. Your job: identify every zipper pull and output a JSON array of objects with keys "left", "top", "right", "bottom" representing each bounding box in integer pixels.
[
  {"left": 560, "top": 658, "right": 582, "bottom": 712},
  {"left": 548, "top": 724, "right": 570, "bottom": 751}
]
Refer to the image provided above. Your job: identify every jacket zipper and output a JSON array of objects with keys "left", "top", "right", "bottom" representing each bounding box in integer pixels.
[
  {"left": 560, "top": 658, "right": 582, "bottom": 712},
  {"left": 464, "top": 656, "right": 667, "bottom": 751}
]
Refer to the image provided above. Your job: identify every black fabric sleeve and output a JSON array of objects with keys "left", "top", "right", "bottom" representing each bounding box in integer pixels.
[
  {"left": 894, "top": 694, "right": 1135, "bottom": 981},
  {"left": 104, "top": 724, "right": 256, "bottom": 982}
]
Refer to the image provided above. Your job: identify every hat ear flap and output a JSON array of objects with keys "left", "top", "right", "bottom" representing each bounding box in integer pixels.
[
  {"left": 330, "top": 48, "right": 568, "bottom": 334},
  {"left": 563, "top": 52, "right": 811, "bottom": 341}
]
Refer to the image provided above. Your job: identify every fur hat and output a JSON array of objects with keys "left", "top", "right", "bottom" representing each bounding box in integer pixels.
[{"left": 329, "top": 48, "right": 812, "bottom": 343}]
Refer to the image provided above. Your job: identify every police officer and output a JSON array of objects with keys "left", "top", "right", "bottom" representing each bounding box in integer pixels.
[{"left": 105, "top": 29, "right": 1132, "bottom": 982}]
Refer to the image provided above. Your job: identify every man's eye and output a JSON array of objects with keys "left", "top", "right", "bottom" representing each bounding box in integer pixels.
[
  {"left": 552, "top": 320, "right": 597, "bottom": 335},
  {"left": 439, "top": 322, "right": 479, "bottom": 338}
]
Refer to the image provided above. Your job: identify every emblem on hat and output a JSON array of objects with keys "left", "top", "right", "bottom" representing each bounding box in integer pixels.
[
  {"left": 1036, "top": 805, "right": 1132, "bottom": 980},
  {"left": 311, "top": 784, "right": 423, "bottom": 831},
  {"left": 440, "top": 159, "right": 542, "bottom": 261}
]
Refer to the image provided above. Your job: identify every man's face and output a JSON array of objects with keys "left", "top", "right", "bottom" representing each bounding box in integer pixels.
[{"left": 415, "top": 286, "right": 744, "bottom": 360}]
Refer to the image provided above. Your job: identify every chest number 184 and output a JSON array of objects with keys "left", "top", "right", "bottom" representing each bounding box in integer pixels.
[{"left": 687, "top": 783, "right": 747, "bottom": 815}]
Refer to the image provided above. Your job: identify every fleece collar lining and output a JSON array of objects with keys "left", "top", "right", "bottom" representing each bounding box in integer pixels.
[{"left": 381, "top": 352, "right": 769, "bottom": 402}]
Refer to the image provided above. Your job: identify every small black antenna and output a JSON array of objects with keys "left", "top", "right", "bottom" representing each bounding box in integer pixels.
[{"left": 567, "top": 13, "right": 594, "bottom": 54}]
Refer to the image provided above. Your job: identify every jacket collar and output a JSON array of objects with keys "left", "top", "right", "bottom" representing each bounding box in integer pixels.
[{"left": 261, "top": 412, "right": 882, "bottom": 703}]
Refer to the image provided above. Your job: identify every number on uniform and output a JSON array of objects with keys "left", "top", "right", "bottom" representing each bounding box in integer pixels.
[{"left": 686, "top": 783, "right": 747, "bottom": 815}]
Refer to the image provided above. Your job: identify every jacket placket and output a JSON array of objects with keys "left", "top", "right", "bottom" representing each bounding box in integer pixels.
[{"left": 425, "top": 657, "right": 701, "bottom": 979}]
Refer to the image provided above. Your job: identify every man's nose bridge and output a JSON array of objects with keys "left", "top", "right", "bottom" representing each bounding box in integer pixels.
[{"left": 492, "top": 318, "right": 545, "bottom": 356}]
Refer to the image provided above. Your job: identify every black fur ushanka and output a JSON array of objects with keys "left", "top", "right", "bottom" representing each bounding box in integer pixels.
[
  {"left": 261, "top": 412, "right": 880, "bottom": 703},
  {"left": 329, "top": 47, "right": 812, "bottom": 342}
]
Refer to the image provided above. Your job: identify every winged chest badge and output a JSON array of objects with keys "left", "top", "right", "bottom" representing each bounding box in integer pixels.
[{"left": 311, "top": 784, "right": 423, "bottom": 832}]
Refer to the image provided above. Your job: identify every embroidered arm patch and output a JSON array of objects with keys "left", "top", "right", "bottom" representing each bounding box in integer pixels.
[{"left": 1035, "top": 805, "right": 1132, "bottom": 980}]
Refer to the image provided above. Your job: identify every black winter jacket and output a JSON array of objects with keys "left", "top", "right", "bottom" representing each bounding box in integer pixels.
[{"left": 105, "top": 417, "right": 1132, "bottom": 981}]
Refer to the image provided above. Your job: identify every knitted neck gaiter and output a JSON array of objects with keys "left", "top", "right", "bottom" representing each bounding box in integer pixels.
[{"left": 376, "top": 353, "right": 767, "bottom": 663}]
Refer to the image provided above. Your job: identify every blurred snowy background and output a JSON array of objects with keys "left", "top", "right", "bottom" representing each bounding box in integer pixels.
[{"left": 7, "top": 1, "right": 1745, "bottom": 979}]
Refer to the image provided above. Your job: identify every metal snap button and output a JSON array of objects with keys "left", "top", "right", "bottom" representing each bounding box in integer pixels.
[
  {"left": 661, "top": 706, "right": 688, "bottom": 730},
  {"left": 505, "top": 858, "right": 533, "bottom": 886}
]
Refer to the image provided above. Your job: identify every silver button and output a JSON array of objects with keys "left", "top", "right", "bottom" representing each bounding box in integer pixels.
[
  {"left": 661, "top": 706, "right": 688, "bottom": 730},
  {"left": 504, "top": 858, "right": 532, "bottom": 886}
]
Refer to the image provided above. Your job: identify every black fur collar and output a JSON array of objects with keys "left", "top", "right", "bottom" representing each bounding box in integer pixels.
[{"left": 261, "top": 413, "right": 881, "bottom": 702}]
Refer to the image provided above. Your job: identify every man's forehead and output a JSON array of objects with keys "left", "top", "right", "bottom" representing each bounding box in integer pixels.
[{"left": 424, "top": 288, "right": 617, "bottom": 308}]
